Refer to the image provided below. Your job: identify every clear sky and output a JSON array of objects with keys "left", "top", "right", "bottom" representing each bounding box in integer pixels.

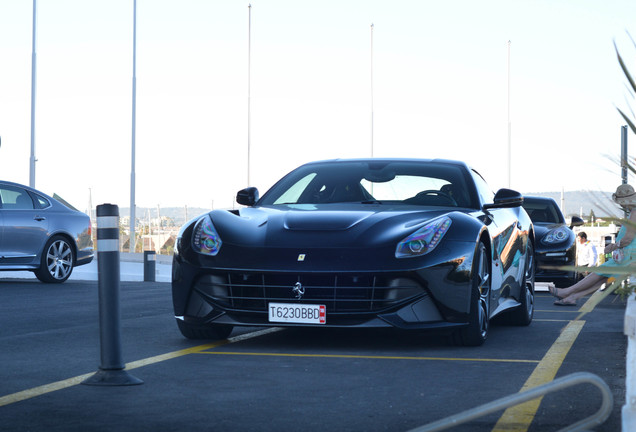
[{"left": 1, "top": 0, "right": 636, "bottom": 212}]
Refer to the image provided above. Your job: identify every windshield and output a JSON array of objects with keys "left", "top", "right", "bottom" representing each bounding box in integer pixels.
[
  {"left": 522, "top": 197, "right": 564, "bottom": 224},
  {"left": 259, "top": 160, "right": 479, "bottom": 208}
]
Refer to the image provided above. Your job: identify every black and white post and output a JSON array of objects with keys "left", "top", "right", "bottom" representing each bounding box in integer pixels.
[{"left": 83, "top": 204, "right": 143, "bottom": 386}]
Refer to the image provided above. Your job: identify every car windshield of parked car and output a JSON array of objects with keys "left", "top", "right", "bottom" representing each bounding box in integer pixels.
[
  {"left": 259, "top": 161, "right": 478, "bottom": 208},
  {"left": 522, "top": 198, "right": 564, "bottom": 224}
]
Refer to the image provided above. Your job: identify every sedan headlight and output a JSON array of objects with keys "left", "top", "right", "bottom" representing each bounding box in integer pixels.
[
  {"left": 541, "top": 227, "right": 569, "bottom": 245},
  {"left": 396, "top": 217, "right": 452, "bottom": 258},
  {"left": 192, "top": 215, "right": 222, "bottom": 256}
]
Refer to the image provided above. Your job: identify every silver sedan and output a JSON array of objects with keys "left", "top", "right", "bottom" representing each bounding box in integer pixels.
[{"left": 0, "top": 180, "right": 94, "bottom": 283}]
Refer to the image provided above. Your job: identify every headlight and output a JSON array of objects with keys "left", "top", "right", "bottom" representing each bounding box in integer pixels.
[
  {"left": 192, "top": 215, "right": 222, "bottom": 256},
  {"left": 541, "top": 227, "right": 569, "bottom": 245},
  {"left": 396, "top": 217, "right": 452, "bottom": 258}
]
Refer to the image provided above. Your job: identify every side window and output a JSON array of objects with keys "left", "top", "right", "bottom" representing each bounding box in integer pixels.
[
  {"left": 471, "top": 170, "right": 494, "bottom": 206},
  {"left": 33, "top": 193, "right": 51, "bottom": 209},
  {"left": 0, "top": 185, "right": 34, "bottom": 210}
]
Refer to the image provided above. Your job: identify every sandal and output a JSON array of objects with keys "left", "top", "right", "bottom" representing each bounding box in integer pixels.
[
  {"left": 554, "top": 299, "right": 577, "bottom": 307},
  {"left": 548, "top": 285, "right": 562, "bottom": 299}
]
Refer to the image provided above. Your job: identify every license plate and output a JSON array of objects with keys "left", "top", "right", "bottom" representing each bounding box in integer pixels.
[{"left": 268, "top": 302, "right": 326, "bottom": 324}]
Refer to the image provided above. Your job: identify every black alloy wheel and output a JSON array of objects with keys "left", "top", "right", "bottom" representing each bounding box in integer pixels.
[{"left": 455, "top": 242, "right": 491, "bottom": 346}]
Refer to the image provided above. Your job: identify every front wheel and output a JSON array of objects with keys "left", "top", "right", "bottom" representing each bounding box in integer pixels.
[
  {"left": 455, "top": 242, "right": 491, "bottom": 346},
  {"left": 177, "top": 319, "right": 233, "bottom": 340},
  {"left": 34, "top": 235, "right": 74, "bottom": 283}
]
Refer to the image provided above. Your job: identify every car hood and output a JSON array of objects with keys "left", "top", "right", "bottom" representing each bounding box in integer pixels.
[{"left": 209, "top": 204, "right": 457, "bottom": 248}]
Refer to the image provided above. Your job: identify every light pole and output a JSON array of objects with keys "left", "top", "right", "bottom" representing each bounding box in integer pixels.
[
  {"left": 507, "top": 40, "right": 511, "bottom": 189},
  {"left": 621, "top": 125, "right": 628, "bottom": 185},
  {"left": 370, "top": 23, "right": 374, "bottom": 158},
  {"left": 29, "top": 0, "right": 38, "bottom": 188},
  {"left": 129, "top": 0, "right": 137, "bottom": 253},
  {"left": 247, "top": 4, "right": 252, "bottom": 187},
  {"left": 621, "top": 124, "right": 629, "bottom": 218}
]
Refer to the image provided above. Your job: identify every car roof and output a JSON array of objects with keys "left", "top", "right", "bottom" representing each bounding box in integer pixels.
[
  {"left": 300, "top": 158, "right": 472, "bottom": 170},
  {"left": 0, "top": 180, "right": 50, "bottom": 197},
  {"left": 0, "top": 180, "right": 65, "bottom": 209}
]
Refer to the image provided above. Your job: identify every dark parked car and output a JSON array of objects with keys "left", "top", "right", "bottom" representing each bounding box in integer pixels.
[
  {"left": 0, "top": 180, "right": 94, "bottom": 283},
  {"left": 522, "top": 196, "right": 584, "bottom": 287},
  {"left": 172, "top": 159, "right": 535, "bottom": 346}
]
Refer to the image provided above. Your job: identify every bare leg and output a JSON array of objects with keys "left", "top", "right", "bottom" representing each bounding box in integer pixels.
[
  {"left": 561, "top": 283, "right": 603, "bottom": 304},
  {"left": 555, "top": 273, "right": 608, "bottom": 299}
]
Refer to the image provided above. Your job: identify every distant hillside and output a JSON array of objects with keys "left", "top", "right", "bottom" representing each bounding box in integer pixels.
[{"left": 522, "top": 190, "right": 620, "bottom": 218}]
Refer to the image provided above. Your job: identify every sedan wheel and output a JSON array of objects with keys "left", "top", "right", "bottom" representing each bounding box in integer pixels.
[
  {"left": 455, "top": 242, "right": 490, "bottom": 346},
  {"left": 34, "top": 236, "right": 74, "bottom": 283}
]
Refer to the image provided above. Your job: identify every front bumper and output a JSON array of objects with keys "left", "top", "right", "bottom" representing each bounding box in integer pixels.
[
  {"left": 534, "top": 246, "right": 577, "bottom": 287},
  {"left": 171, "top": 243, "right": 477, "bottom": 330}
]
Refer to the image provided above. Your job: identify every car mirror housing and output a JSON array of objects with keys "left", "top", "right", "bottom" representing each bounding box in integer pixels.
[
  {"left": 483, "top": 188, "right": 524, "bottom": 210},
  {"left": 569, "top": 215, "right": 585, "bottom": 228},
  {"left": 236, "top": 187, "right": 259, "bottom": 206}
]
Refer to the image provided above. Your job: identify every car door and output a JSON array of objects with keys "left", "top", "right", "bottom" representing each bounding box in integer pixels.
[
  {"left": 0, "top": 184, "right": 49, "bottom": 267},
  {"left": 470, "top": 171, "right": 528, "bottom": 312},
  {"left": 489, "top": 206, "right": 526, "bottom": 283}
]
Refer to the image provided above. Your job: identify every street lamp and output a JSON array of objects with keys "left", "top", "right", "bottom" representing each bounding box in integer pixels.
[
  {"left": 30, "top": 0, "right": 38, "bottom": 188},
  {"left": 130, "top": 0, "right": 138, "bottom": 253}
]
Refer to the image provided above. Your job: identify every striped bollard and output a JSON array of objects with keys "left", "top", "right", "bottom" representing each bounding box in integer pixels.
[{"left": 83, "top": 204, "right": 143, "bottom": 386}]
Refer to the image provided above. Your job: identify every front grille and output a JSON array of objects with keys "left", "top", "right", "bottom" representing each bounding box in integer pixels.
[{"left": 194, "top": 272, "right": 425, "bottom": 313}]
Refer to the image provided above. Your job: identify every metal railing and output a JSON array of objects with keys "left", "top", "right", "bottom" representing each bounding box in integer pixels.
[{"left": 408, "top": 372, "right": 613, "bottom": 432}]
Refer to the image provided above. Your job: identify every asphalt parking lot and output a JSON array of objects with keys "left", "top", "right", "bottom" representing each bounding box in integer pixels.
[{"left": 0, "top": 277, "right": 627, "bottom": 432}]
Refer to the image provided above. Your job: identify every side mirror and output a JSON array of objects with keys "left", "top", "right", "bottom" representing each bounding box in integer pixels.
[
  {"left": 236, "top": 187, "right": 259, "bottom": 206},
  {"left": 483, "top": 188, "right": 524, "bottom": 210},
  {"left": 569, "top": 215, "right": 585, "bottom": 228}
]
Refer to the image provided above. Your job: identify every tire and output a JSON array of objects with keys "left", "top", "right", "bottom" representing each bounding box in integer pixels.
[
  {"left": 177, "top": 319, "right": 233, "bottom": 340},
  {"left": 506, "top": 241, "right": 535, "bottom": 326},
  {"left": 455, "top": 242, "right": 491, "bottom": 346},
  {"left": 34, "top": 235, "right": 74, "bottom": 283}
]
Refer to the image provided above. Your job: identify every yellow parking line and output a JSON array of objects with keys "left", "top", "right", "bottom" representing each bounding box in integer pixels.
[
  {"left": 124, "top": 328, "right": 280, "bottom": 370},
  {"left": 490, "top": 290, "right": 605, "bottom": 432},
  {"left": 491, "top": 320, "right": 585, "bottom": 431},
  {"left": 0, "top": 373, "right": 96, "bottom": 408},
  {"left": 536, "top": 309, "right": 582, "bottom": 313},
  {"left": 0, "top": 285, "right": 606, "bottom": 423},
  {"left": 0, "top": 328, "right": 280, "bottom": 407},
  {"left": 197, "top": 351, "right": 539, "bottom": 364},
  {"left": 0, "top": 341, "right": 226, "bottom": 408}
]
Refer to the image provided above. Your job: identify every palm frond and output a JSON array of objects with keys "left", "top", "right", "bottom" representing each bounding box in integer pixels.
[
  {"left": 628, "top": 31, "right": 636, "bottom": 49},
  {"left": 624, "top": 94, "right": 636, "bottom": 118},
  {"left": 618, "top": 108, "right": 636, "bottom": 135},
  {"left": 616, "top": 41, "right": 636, "bottom": 94}
]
